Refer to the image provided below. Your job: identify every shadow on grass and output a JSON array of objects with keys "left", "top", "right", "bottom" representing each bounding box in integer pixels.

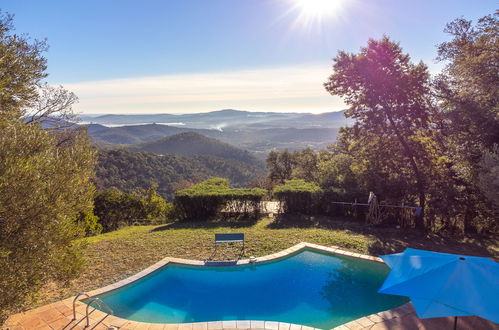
[
  {"left": 365, "top": 231, "right": 497, "bottom": 258},
  {"left": 151, "top": 216, "right": 259, "bottom": 232},
  {"left": 268, "top": 213, "right": 497, "bottom": 258},
  {"left": 267, "top": 213, "right": 362, "bottom": 230}
]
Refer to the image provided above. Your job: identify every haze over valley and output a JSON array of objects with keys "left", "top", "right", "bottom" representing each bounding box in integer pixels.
[{"left": 83, "top": 109, "right": 350, "bottom": 156}]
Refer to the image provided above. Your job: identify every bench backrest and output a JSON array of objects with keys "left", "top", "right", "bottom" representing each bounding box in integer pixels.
[{"left": 215, "top": 233, "right": 244, "bottom": 243}]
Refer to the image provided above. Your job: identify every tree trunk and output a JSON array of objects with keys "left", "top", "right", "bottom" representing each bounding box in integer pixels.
[
  {"left": 463, "top": 192, "right": 477, "bottom": 234},
  {"left": 385, "top": 107, "right": 426, "bottom": 230}
]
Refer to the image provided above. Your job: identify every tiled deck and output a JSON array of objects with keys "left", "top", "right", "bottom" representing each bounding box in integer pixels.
[{"left": 3, "top": 243, "right": 498, "bottom": 330}]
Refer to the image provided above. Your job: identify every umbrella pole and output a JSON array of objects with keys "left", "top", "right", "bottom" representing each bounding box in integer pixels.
[{"left": 454, "top": 316, "right": 458, "bottom": 330}]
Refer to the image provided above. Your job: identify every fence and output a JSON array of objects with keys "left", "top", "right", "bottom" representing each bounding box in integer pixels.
[{"left": 324, "top": 192, "right": 421, "bottom": 228}]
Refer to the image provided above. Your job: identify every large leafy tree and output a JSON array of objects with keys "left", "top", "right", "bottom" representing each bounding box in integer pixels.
[
  {"left": 0, "top": 12, "right": 96, "bottom": 321},
  {"left": 266, "top": 149, "right": 294, "bottom": 185},
  {"left": 324, "top": 37, "right": 435, "bottom": 229},
  {"left": 0, "top": 12, "right": 46, "bottom": 121},
  {"left": 0, "top": 11, "right": 78, "bottom": 127},
  {"left": 93, "top": 188, "right": 147, "bottom": 232},
  {"left": 0, "top": 124, "right": 96, "bottom": 320},
  {"left": 433, "top": 12, "right": 499, "bottom": 233},
  {"left": 291, "top": 148, "right": 318, "bottom": 182}
]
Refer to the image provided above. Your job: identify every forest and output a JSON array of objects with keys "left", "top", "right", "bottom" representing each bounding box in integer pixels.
[{"left": 95, "top": 146, "right": 264, "bottom": 199}]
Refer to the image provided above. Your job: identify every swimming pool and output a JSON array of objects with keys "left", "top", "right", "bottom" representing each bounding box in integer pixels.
[{"left": 92, "top": 248, "right": 408, "bottom": 329}]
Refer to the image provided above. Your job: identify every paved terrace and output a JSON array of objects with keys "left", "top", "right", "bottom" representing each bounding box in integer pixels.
[{"left": 3, "top": 243, "right": 497, "bottom": 330}]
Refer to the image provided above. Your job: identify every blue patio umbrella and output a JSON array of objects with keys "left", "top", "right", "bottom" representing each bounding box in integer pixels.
[{"left": 378, "top": 248, "right": 499, "bottom": 328}]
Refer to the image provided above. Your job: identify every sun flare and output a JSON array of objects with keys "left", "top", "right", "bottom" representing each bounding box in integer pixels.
[{"left": 295, "top": 0, "right": 342, "bottom": 18}]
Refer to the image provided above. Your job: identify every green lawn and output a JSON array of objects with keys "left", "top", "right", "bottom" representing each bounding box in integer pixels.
[{"left": 37, "top": 215, "right": 498, "bottom": 309}]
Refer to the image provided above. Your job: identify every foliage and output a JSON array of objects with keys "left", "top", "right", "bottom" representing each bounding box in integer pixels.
[
  {"left": 0, "top": 122, "right": 96, "bottom": 321},
  {"left": 432, "top": 12, "right": 499, "bottom": 233},
  {"left": 76, "top": 210, "right": 102, "bottom": 237},
  {"left": 437, "top": 12, "right": 498, "bottom": 118},
  {"left": 93, "top": 188, "right": 147, "bottom": 232},
  {"left": 266, "top": 148, "right": 320, "bottom": 185},
  {"left": 273, "top": 179, "right": 323, "bottom": 215},
  {"left": 0, "top": 12, "right": 47, "bottom": 122},
  {"left": 324, "top": 36, "right": 435, "bottom": 229},
  {"left": 478, "top": 145, "right": 499, "bottom": 214},
  {"left": 312, "top": 12, "right": 498, "bottom": 233},
  {"left": 316, "top": 150, "right": 367, "bottom": 202},
  {"left": 134, "top": 183, "right": 173, "bottom": 224},
  {"left": 266, "top": 149, "right": 294, "bottom": 184},
  {"left": 0, "top": 12, "right": 96, "bottom": 322},
  {"left": 291, "top": 148, "right": 319, "bottom": 182},
  {"left": 95, "top": 149, "right": 265, "bottom": 199},
  {"left": 174, "top": 178, "right": 266, "bottom": 220}
]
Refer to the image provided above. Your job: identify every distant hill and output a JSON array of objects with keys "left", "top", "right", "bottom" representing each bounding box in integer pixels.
[
  {"left": 85, "top": 124, "right": 341, "bottom": 154},
  {"left": 129, "top": 132, "right": 261, "bottom": 165},
  {"left": 95, "top": 149, "right": 265, "bottom": 199},
  {"left": 86, "top": 123, "right": 223, "bottom": 145},
  {"left": 80, "top": 109, "right": 349, "bottom": 129}
]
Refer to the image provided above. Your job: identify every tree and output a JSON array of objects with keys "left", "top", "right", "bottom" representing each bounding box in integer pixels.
[
  {"left": 0, "top": 11, "right": 78, "bottom": 128},
  {"left": 136, "top": 183, "right": 172, "bottom": 223},
  {"left": 437, "top": 12, "right": 498, "bottom": 118},
  {"left": 316, "top": 148, "right": 364, "bottom": 199},
  {"left": 0, "top": 12, "right": 47, "bottom": 122},
  {"left": 324, "top": 37, "right": 436, "bottom": 229},
  {"left": 0, "top": 123, "right": 96, "bottom": 321},
  {"left": 93, "top": 188, "right": 147, "bottom": 232},
  {"left": 292, "top": 148, "right": 318, "bottom": 182},
  {"left": 0, "top": 13, "right": 96, "bottom": 321},
  {"left": 266, "top": 149, "right": 295, "bottom": 185},
  {"left": 433, "top": 12, "right": 499, "bottom": 233}
]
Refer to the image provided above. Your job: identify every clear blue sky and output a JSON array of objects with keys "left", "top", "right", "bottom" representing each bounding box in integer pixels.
[{"left": 2, "top": 0, "right": 497, "bottom": 113}]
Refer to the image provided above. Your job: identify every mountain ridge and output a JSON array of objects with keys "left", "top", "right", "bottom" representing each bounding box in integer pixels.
[
  {"left": 129, "top": 132, "right": 262, "bottom": 166},
  {"left": 80, "top": 109, "right": 348, "bottom": 129}
]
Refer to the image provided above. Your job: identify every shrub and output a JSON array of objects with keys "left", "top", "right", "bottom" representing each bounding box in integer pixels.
[
  {"left": 174, "top": 178, "right": 266, "bottom": 220},
  {"left": 273, "top": 179, "right": 323, "bottom": 215},
  {"left": 135, "top": 183, "right": 172, "bottom": 224},
  {"left": 93, "top": 188, "right": 147, "bottom": 232}
]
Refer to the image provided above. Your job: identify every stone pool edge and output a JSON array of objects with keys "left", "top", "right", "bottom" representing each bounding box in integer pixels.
[
  {"left": 81, "top": 242, "right": 385, "bottom": 299},
  {"left": 6, "top": 242, "right": 412, "bottom": 330}
]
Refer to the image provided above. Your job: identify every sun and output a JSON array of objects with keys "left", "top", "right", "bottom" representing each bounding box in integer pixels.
[{"left": 294, "top": 0, "right": 343, "bottom": 18}]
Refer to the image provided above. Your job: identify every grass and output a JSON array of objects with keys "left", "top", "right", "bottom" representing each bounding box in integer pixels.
[{"left": 36, "top": 215, "right": 498, "bottom": 310}]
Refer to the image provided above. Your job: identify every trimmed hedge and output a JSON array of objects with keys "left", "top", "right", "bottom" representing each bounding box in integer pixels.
[
  {"left": 273, "top": 179, "right": 322, "bottom": 215},
  {"left": 174, "top": 178, "right": 266, "bottom": 220}
]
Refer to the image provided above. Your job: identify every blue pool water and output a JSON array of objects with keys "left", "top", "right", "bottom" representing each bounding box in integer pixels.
[{"left": 93, "top": 249, "right": 408, "bottom": 329}]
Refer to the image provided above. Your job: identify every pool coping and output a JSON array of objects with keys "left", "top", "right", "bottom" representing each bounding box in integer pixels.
[
  {"left": 6, "top": 242, "right": 413, "bottom": 330},
  {"left": 83, "top": 242, "right": 385, "bottom": 296}
]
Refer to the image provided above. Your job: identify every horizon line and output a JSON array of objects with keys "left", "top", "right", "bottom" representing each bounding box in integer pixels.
[{"left": 77, "top": 108, "right": 347, "bottom": 116}]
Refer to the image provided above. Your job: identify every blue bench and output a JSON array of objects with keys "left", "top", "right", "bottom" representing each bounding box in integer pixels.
[
  {"left": 215, "top": 233, "right": 244, "bottom": 243},
  {"left": 213, "top": 233, "right": 245, "bottom": 258}
]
